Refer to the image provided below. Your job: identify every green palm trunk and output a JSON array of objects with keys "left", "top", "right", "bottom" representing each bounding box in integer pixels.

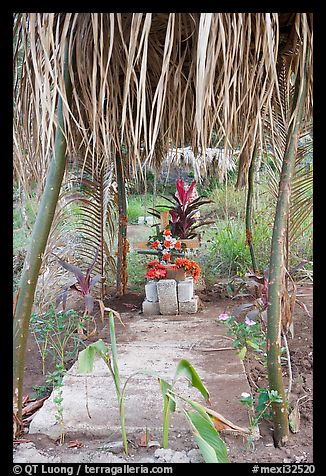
[
  {"left": 115, "top": 150, "right": 128, "bottom": 296},
  {"left": 267, "top": 50, "right": 309, "bottom": 447},
  {"left": 245, "top": 145, "right": 257, "bottom": 273},
  {"left": 13, "top": 44, "right": 72, "bottom": 425}
]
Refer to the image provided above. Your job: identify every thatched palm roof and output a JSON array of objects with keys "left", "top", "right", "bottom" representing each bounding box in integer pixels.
[
  {"left": 162, "top": 146, "right": 236, "bottom": 182},
  {"left": 13, "top": 13, "right": 313, "bottom": 188}
]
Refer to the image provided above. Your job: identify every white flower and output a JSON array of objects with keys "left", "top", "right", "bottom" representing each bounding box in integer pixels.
[{"left": 241, "top": 392, "right": 251, "bottom": 398}]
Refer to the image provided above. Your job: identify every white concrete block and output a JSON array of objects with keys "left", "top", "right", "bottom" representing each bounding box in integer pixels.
[
  {"left": 179, "top": 296, "right": 198, "bottom": 314},
  {"left": 177, "top": 279, "right": 194, "bottom": 302},
  {"left": 145, "top": 281, "right": 158, "bottom": 302},
  {"left": 157, "top": 279, "right": 178, "bottom": 315},
  {"left": 138, "top": 216, "right": 145, "bottom": 225},
  {"left": 142, "top": 299, "right": 160, "bottom": 315}
]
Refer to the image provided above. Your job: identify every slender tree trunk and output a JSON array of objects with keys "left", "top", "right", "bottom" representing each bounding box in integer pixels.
[
  {"left": 115, "top": 150, "right": 128, "bottom": 296},
  {"left": 254, "top": 152, "right": 262, "bottom": 210},
  {"left": 245, "top": 145, "right": 257, "bottom": 273},
  {"left": 100, "top": 169, "right": 105, "bottom": 300},
  {"left": 144, "top": 164, "right": 147, "bottom": 223},
  {"left": 153, "top": 168, "right": 157, "bottom": 210},
  {"left": 267, "top": 52, "right": 308, "bottom": 447},
  {"left": 13, "top": 43, "right": 72, "bottom": 429}
]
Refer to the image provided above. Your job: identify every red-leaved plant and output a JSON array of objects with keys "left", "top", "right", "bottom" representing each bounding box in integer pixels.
[
  {"left": 53, "top": 250, "right": 102, "bottom": 314},
  {"left": 148, "top": 179, "right": 213, "bottom": 239}
]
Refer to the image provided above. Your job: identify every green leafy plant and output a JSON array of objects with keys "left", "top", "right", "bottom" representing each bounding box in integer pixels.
[
  {"left": 183, "top": 400, "right": 229, "bottom": 463},
  {"left": 120, "top": 362, "right": 229, "bottom": 462},
  {"left": 217, "top": 312, "right": 266, "bottom": 362},
  {"left": 240, "top": 388, "right": 283, "bottom": 446},
  {"left": 29, "top": 307, "right": 88, "bottom": 444},
  {"left": 46, "top": 363, "right": 67, "bottom": 444},
  {"left": 30, "top": 306, "right": 87, "bottom": 375},
  {"left": 31, "top": 384, "right": 52, "bottom": 400}
]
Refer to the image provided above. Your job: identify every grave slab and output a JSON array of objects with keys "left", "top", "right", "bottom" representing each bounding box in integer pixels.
[{"left": 30, "top": 307, "right": 251, "bottom": 439}]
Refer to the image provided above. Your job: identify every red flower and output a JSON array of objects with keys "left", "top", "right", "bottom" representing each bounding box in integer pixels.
[
  {"left": 145, "top": 267, "right": 167, "bottom": 280},
  {"left": 163, "top": 229, "right": 171, "bottom": 236},
  {"left": 174, "top": 241, "right": 181, "bottom": 250},
  {"left": 151, "top": 240, "right": 160, "bottom": 249},
  {"left": 162, "top": 253, "right": 171, "bottom": 261},
  {"left": 146, "top": 260, "right": 160, "bottom": 269},
  {"left": 163, "top": 240, "right": 171, "bottom": 248}
]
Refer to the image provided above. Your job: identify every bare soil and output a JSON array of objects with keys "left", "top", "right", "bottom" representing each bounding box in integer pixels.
[{"left": 19, "top": 282, "right": 313, "bottom": 464}]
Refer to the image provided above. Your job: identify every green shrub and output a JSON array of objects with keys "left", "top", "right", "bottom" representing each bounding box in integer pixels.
[
  {"left": 198, "top": 216, "right": 272, "bottom": 280},
  {"left": 127, "top": 250, "right": 148, "bottom": 291}
]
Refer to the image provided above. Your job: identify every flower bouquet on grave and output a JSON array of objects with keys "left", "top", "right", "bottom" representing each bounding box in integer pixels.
[
  {"left": 144, "top": 261, "right": 167, "bottom": 302},
  {"left": 147, "top": 228, "right": 187, "bottom": 281},
  {"left": 145, "top": 260, "right": 167, "bottom": 281},
  {"left": 173, "top": 257, "right": 201, "bottom": 283}
]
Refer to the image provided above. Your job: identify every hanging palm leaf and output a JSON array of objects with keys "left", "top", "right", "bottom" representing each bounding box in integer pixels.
[
  {"left": 41, "top": 158, "right": 117, "bottom": 303},
  {"left": 262, "top": 33, "right": 313, "bottom": 249}
]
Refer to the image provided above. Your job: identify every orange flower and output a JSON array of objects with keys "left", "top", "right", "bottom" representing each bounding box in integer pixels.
[
  {"left": 162, "top": 253, "right": 171, "bottom": 261},
  {"left": 163, "top": 229, "right": 171, "bottom": 236},
  {"left": 174, "top": 241, "right": 181, "bottom": 250},
  {"left": 164, "top": 240, "right": 171, "bottom": 248},
  {"left": 151, "top": 240, "right": 159, "bottom": 249},
  {"left": 174, "top": 257, "right": 201, "bottom": 282}
]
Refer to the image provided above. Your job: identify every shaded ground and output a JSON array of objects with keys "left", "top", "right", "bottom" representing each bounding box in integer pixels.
[{"left": 18, "top": 282, "right": 313, "bottom": 464}]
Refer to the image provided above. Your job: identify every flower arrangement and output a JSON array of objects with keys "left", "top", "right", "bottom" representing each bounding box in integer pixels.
[
  {"left": 145, "top": 260, "right": 167, "bottom": 280},
  {"left": 148, "top": 228, "right": 184, "bottom": 263},
  {"left": 173, "top": 257, "right": 201, "bottom": 283}
]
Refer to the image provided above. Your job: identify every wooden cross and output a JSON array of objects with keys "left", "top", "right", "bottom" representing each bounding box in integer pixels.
[{"left": 134, "top": 210, "right": 200, "bottom": 252}]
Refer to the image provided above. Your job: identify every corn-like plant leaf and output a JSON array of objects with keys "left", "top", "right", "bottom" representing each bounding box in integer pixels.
[
  {"left": 184, "top": 408, "right": 229, "bottom": 463},
  {"left": 108, "top": 311, "right": 121, "bottom": 392},
  {"left": 174, "top": 359, "right": 210, "bottom": 402},
  {"left": 78, "top": 339, "right": 109, "bottom": 374},
  {"left": 159, "top": 379, "right": 176, "bottom": 413},
  {"left": 194, "top": 433, "right": 219, "bottom": 463}
]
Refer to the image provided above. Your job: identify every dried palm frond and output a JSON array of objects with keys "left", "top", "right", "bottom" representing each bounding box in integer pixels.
[
  {"left": 35, "top": 157, "right": 117, "bottom": 308},
  {"left": 261, "top": 13, "right": 313, "bottom": 247},
  {"left": 13, "top": 13, "right": 313, "bottom": 192}
]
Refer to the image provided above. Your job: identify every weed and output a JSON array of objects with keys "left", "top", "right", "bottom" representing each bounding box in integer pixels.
[
  {"left": 217, "top": 312, "right": 266, "bottom": 361},
  {"left": 46, "top": 363, "right": 66, "bottom": 444},
  {"left": 127, "top": 251, "right": 147, "bottom": 292},
  {"left": 240, "top": 388, "right": 283, "bottom": 447},
  {"left": 29, "top": 306, "right": 87, "bottom": 375},
  {"left": 31, "top": 384, "right": 52, "bottom": 400}
]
